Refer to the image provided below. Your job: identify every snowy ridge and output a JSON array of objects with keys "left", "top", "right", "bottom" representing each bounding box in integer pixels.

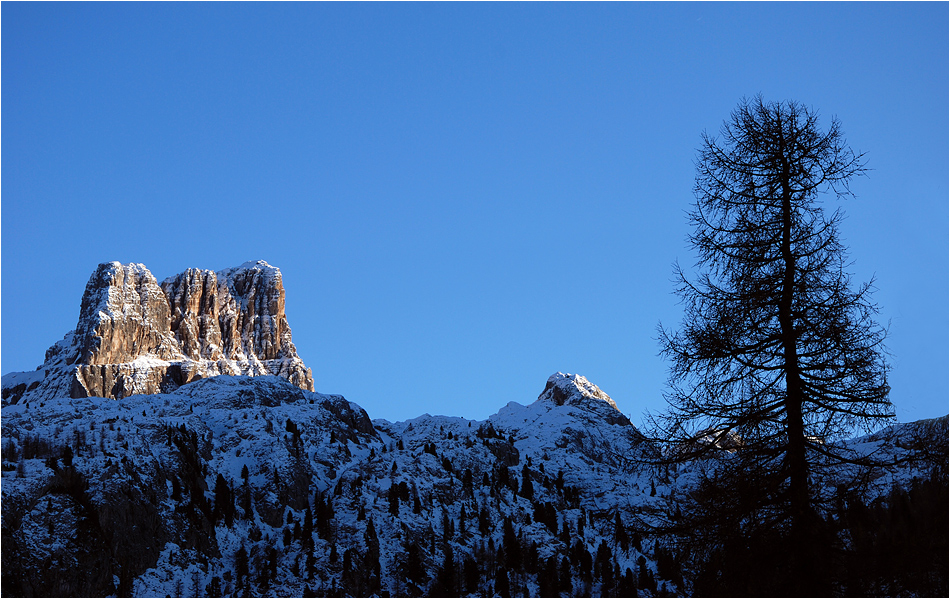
[{"left": 2, "top": 372, "right": 670, "bottom": 597}]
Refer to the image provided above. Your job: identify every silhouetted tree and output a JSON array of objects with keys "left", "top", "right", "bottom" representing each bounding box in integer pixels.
[
  {"left": 835, "top": 475, "right": 949, "bottom": 597},
  {"left": 655, "top": 541, "right": 683, "bottom": 589},
  {"left": 618, "top": 567, "right": 637, "bottom": 597},
  {"left": 431, "top": 544, "right": 457, "bottom": 596},
  {"left": 502, "top": 516, "right": 522, "bottom": 570},
  {"left": 536, "top": 556, "right": 557, "bottom": 597},
  {"left": 495, "top": 569, "right": 510, "bottom": 597},
  {"left": 213, "top": 473, "right": 235, "bottom": 527},
  {"left": 388, "top": 484, "right": 400, "bottom": 516},
  {"left": 654, "top": 96, "right": 894, "bottom": 594},
  {"left": 478, "top": 507, "right": 491, "bottom": 536},
  {"left": 574, "top": 541, "right": 592, "bottom": 583},
  {"left": 403, "top": 539, "right": 428, "bottom": 588},
  {"left": 303, "top": 507, "right": 314, "bottom": 549},
  {"left": 614, "top": 511, "right": 629, "bottom": 551},
  {"left": 595, "top": 540, "right": 613, "bottom": 588},
  {"left": 519, "top": 464, "right": 534, "bottom": 500},
  {"left": 462, "top": 557, "right": 479, "bottom": 595},
  {"left": 363, "top": 518, "right": 381, "bottom": 595},
  {"left": 559, "top": 556, "right": 573, "bottom": 595},
  {"left": 637, "top": 555, "right": 656, "bottom": 594},
  {"left": 205, "top": 575, "right": 222, "bottom": 598}
]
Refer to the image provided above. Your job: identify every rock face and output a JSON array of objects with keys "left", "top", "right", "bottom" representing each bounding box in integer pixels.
[
  {"left": 76, "top": 262, "right": 181, "bottom": 365},
  {"left": 2, "top": 261, "right": 313, "bottom": 403}
]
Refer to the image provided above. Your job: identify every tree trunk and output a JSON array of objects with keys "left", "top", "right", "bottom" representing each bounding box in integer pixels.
[{"left": 778, "top": 148, "right": 812, "bottom": 590}]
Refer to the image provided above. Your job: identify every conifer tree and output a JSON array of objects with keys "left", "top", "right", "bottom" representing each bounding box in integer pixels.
[
  {"left": 559, "top": 556, "right": 573, "bottom": 595},
  {"left": 403, "top": 539, "right": 427, "bottom": 588},
  {"left": 234, "top": 546, "right": 249, "bottom": 591},
  {"left": 495, "top": 569, "right": 510, "bottom": 597},
  {"left": 432, "top": 544, "right": 457, "bottom": 596},
  {"left": 363, "top": 518, "right": 381, "bottom": 595},
  {"left": 463, "top": 557, "right": 480, "bottom": 595},
  {"left": 519, "top": 464, "right": 534, "bottom": 500},
  {"left": 502, "top": 516, "right": 522, "bottom": 570},
  {"left": 654, "top": 96, "right": 893, "bottom": 593},
  {"left": 614, "top": 511, "right": 629, "bottom": 551}
]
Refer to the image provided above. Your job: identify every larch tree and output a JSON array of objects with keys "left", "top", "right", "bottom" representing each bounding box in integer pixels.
[{"left": 653, "top": 96, "right": 893, "bottom": 593}]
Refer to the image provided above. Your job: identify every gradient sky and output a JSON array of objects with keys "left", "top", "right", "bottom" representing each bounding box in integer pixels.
[{"left": 3, "top": 3, "right": 947, "bottom": 427}]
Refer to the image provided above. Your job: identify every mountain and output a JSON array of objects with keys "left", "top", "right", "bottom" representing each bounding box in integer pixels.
[
  {"left": 1, "top": 368, "right": 660, "bottom": 597},
  {"left": 2, "top": 260, "right": 313, "bottom": 405},
  {"left": 1, "top": 262, "right": 945, "bottom": 598}
]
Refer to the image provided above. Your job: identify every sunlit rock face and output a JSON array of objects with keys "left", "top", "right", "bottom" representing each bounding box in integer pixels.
[
  {"left": 2, "top": 260, "right": 313, "bottom": 403},
  {"left": 163, "top": 267, "right": 225, "bottom": 362},
  {"left": 76, "top": 262, "right": 181, "bottom": 365}
]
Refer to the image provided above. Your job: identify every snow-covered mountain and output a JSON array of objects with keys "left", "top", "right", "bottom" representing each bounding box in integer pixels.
[
  {"left": 1, "top": 262, "right": 944, "bottom": 597},
  {"left": 1, "top": 370, "right": 666, "bottom": 597}
]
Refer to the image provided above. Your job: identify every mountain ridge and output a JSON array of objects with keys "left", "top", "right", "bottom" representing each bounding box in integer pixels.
[{"left": 3, "top": 367, "right": 942, "bottom": 597}]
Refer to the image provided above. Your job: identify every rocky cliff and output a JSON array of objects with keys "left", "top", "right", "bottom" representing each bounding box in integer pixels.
[{"left": 2, "top": 260, "right": 313, "bottom": 403}]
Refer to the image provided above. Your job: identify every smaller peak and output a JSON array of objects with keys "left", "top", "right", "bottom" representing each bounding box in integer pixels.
[{"left": 538, "top": 372, "right": 619, "bottom": 411}]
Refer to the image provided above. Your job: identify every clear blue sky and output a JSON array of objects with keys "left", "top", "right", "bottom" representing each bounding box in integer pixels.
[{"left": 3, "top": 3, "right": 947, "bottom": 426}]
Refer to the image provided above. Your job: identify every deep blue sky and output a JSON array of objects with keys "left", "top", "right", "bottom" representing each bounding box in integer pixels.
[{"left": 3, "top": 3, "right": 947, "bottom": 426}]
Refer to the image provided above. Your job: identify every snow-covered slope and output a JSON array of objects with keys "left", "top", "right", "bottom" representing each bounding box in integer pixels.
[
  {"left": 4, "top": 365, "right": 941, "bottom": 597},
  {"left": 2, "top": 376, "right": 375, "bottom": 596},
  {"left": 1, "top": 370, "right": 676, "bottom": 597}
]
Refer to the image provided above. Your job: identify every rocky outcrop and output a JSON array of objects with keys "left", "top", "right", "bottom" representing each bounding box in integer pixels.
[
  {"left": 535, "top": 372, "right": 635, "bottom": 430},
  {"left": 2, "top": 260, "right": 313, "bottom": 403},
  {"left": 538, "top": 371, "right": 620, "bottom": 411}
]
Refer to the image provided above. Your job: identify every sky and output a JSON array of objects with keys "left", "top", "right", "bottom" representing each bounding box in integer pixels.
[{"left": 2, "top": 3, "right": 947, "bottom": 427}]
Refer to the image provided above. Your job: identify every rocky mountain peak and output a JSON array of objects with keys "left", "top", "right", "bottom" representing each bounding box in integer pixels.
[
  {"left": 537, "top": 371, "right": 620, "bottom": 411},
  {"left": 2, "top": 260, "right": 314, "bottom": 404}
]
